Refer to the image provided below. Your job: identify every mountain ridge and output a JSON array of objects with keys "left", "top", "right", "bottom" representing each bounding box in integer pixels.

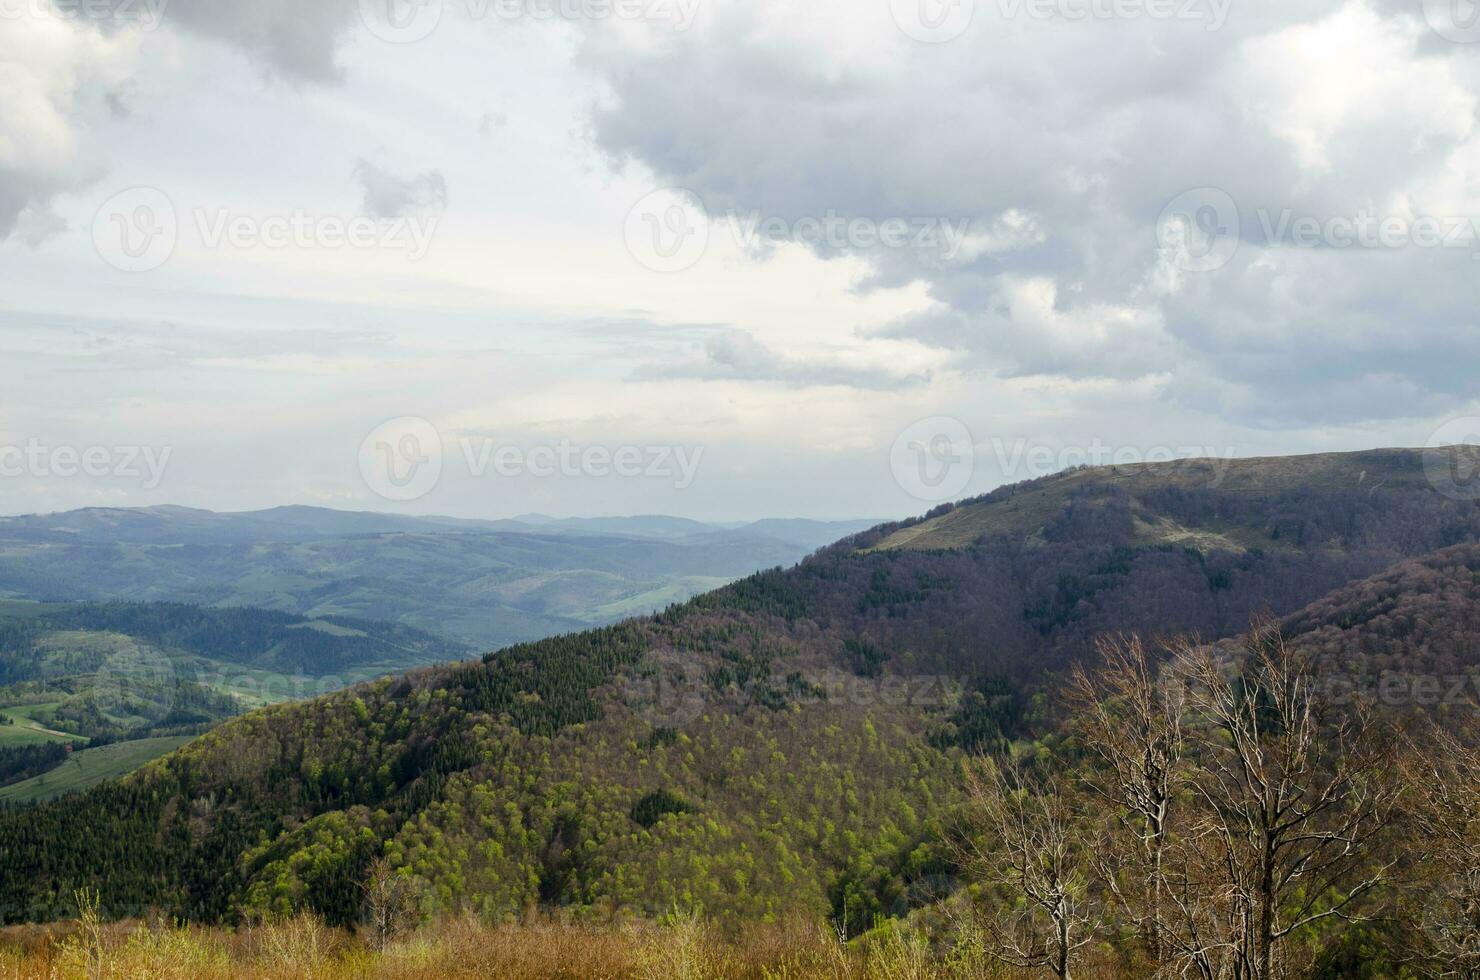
[
  {"left": 0, "top": 508, "right": 882, "bottom": 648},
  {"left": 2, "top": 447, "right": 1479, "bottom": 930}
]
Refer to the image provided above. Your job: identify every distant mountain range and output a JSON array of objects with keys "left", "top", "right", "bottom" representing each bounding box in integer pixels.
[{"left": 0, "top": 507, "right": 881, "bottom": 649}]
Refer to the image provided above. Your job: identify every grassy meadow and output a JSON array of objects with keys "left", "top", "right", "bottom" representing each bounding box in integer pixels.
[
  {"left": 0, "top": 736, "right": 193, "bottom": 803},
  {"left": 0, "top": 910, "right": 1132, "bottom": 980},
  {"left": 0, "top": 705, "right": 84, "bottom": 747}
]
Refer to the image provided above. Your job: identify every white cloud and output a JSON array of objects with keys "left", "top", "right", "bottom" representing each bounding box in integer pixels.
[
  {"left": 0, "top": 11, "right": 144, "bottom": 236},
  {"left": 570, "top": 0, "right": 1480, "bottom": 426},
  {"left": 2, "top": 0, "right": 1479, "bottom": 518}
]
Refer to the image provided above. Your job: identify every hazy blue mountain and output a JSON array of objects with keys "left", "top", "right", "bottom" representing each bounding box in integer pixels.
[{"left": 0, "top": 507, "right": 879, "bottom": 649}]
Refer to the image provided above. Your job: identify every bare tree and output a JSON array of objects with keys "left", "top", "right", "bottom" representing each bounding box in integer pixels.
[
  {"left": 362, "top": 857, "right": 419, "bottom": 952},
  {"left": 1171, "top": 622, "right": 1399, "bottom": 980},
  {"left": 959, "top": 756, "right": 1099, "bottom": 980},
  {"left": 1398, "top": 722, "right": 1480, "bottom": 979},
  {"left": 1067, "top": 633, "right": 1187, "bottom": 965}
]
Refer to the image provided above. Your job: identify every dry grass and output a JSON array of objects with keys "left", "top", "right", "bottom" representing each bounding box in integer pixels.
[{"left": 0, "top": 911, "right": 1138, "bottom": 980}]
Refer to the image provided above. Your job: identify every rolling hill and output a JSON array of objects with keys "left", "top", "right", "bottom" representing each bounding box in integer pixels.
[
  {"left": 0, "top": 508, "right": 879, "bottom": 649},
  {"left": 2, "top": 448, "right": 1478, "bottom": 931},
  {"left": 0, "top": 736, "right": 197, "bottom": 804},
  {"left": 0, "top": 601, "right": 468, "bottom": 790}
]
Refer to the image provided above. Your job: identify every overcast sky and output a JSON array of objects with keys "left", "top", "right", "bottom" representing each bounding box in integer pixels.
[{"left": 1, "top": 0, "right": 1478, "bottom": 521}]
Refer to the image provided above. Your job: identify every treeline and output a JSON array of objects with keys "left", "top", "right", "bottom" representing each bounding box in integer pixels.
[
  {"left": 28, "top": 602, "right": 467, "bottom": 674},
  {"left": 49, "top": 677, "right": 242, "bottom": 742},
  {"left": 0, "top": 602, "right": 956, "bottom": 928},
  {"left": 959, "top": 623, "right": 1480, "bottom": 980},
  {"left": 0, "top": 743, "right": 70, "bottom": 789}
]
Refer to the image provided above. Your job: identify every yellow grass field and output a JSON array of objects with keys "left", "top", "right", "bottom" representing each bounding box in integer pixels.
[{"left": 0, "top": 911, "right": 1135, "bottom": 980}]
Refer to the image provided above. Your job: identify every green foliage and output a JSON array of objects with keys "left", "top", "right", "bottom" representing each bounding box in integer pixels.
[
  {"left": 843, "top": 638, "right": 886, "bottom": 678},
  {"left": 3, "top": 448, "right": 1480, "bottom": 951},
  {"left": 929, "top": 677, "right": 1020, "bottom": 752},
  {"left": 0, "top": 742, "right": 70, "bottom": 788},
  {"left": 630, "top": 789, "right": 691, "bottom": 828},
  {"left": 1308, "top": 925, "right": 1414, "bottom": 980},
  {"left": 0, "top": 736, "right": 194, "bottom": 803}
]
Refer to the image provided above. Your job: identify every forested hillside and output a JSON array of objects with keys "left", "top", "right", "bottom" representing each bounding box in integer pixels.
[
  {"left": 2, "top": 449, "right": 1478, "bottom": 943},
  {"left": 0, "top": 602, "right": 466, "bottom": 794},
  {"left": 0, "top": 601, "right": 464, "bottom": 682}
]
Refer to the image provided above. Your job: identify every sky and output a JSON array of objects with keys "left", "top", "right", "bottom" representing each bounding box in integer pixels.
[{"left": 1, "top": 0, "right": 1479, "bottom": 521}]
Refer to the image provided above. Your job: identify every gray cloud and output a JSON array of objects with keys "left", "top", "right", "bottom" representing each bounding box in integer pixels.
[
  {"left": 353, "top": 159, "right": 449, "bottom": 219},
  {"left": 573, "top": 1, "right": 1480, "bottom": 427},
  {"left": 635, "top": 327, "right": 930, "bottom": 391},
  {"left": 163, "top": 0, "right": 359, "bottom": 82},
  {"left": 0, "top": 0, "right": 359, "bottom": 240},
  {"left": 0, "top": 175, "right": 55, "bottom": 242}
]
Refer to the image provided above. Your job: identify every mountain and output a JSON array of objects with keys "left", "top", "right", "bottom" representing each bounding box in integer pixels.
[
  {"left": 1274, "top": 540, "right": 1480, "bottom": 698},
  {"left": 0, "top": 507, "right": 880, "bottom": 648},
  {"left": 2, "top": 448, "right": 1478, "bottom": 929},
  {"left": 0, "top": 600, "right": 468, "bottom": 797}
]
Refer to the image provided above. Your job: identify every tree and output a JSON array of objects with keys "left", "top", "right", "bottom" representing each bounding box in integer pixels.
[
  {"left": 1398, "top": 721, "right": 1480, "bottom": 979},
  {"left": 361, "top": 857, "right": 418, "bottom": 952},
  {"left": 1066, "top": 633, "right": 1187, "bottom": 966},
  {"left": 1170, "top": 622, "right": 1399, "bottom": 980},
  {"left": 959, "top": 756, "right": 1099, "bottom": 980}
]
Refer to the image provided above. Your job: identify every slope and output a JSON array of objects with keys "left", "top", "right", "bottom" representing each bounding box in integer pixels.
[{"left": 2, "top": 448, "right": 1478, "bottom": 930}]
